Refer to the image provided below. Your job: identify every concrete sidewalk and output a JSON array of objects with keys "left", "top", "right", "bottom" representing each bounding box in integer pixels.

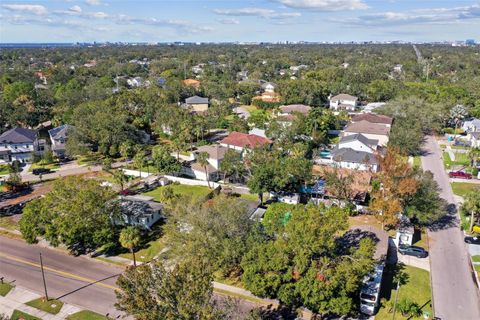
[{"left": 0, "top": 285, "right": 83, "bottom": 320}]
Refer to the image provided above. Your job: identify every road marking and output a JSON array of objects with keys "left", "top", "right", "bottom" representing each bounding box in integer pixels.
[{"left": 0, "top": 251, "right": 119, "bottom": 291}]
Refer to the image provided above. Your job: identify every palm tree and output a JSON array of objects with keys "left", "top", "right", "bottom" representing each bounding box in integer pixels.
[
  {"left": 197, "top": 151, "right": 211, "bottom": 188},
  {"left": 119, "top": 227, "right": 141, "bottom": 266},
  {"left": 113, "top": 169, "right": 128, "bottom": 191},
  {"left": 463, "top": 191, "right": 480, "bottom": 233}
]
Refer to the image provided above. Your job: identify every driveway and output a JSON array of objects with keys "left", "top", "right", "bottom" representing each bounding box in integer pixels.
[{"left": 421, "top": 136, "right": 480, "bottom": 319}]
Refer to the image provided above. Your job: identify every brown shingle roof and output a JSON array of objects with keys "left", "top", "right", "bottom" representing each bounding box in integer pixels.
[
  {"left": 344, "top": 120, "right": 391, "bottom": 136},
  {"left": 351, "top": 113, "right": 393, "bottom": 125},
  {"left": 279, "top": 104, "right": 311, "bottom": 115},
  {"left": 196, "top": 144, "right": 229, "bottom": 160},
  {"left": 331, "top": 93, "right": 358, "bottom": 101},
  {"left": 220, "top": 132, "right": 272, "bottom": 149}
]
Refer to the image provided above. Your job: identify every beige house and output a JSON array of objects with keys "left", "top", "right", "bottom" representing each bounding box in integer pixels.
[
  {"left": 185, "top": 95, "right": 209, "bottom": 113},
  {"left": 343, "top": 120, "right": 391, "bottom": 146}
]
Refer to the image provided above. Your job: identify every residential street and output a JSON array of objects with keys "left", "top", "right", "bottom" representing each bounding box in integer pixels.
[
  {"left": 0, "top": 237, "right": 124, "bottom": 318},
  {"left": 0, "top": 237, "right": 265, "bottom": 319},
  {"left": 421, "top": 135, "right": 480, "bottom": 320}
]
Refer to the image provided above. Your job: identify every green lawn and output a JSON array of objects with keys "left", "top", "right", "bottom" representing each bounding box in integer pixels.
[
  {"left": 66, "top": 310, "right": 110, "bottom": 320},
  {"left": 413, "top": 156, "right": 421, "bottom": 169},
  {"left": 472, "top": 255, "right": 480, "bottom": 263},
  {"left": 26, "top": 298, "right": 64, "bottom": 315},
  {"left": 0, "top": 164, "right": 11, "bottom": 175},
  {"left": 239, "top": 193, "right": 259, "bottom": 202},
  {"left": 76, "top": 154, "right": 102, "bottom": 166},
  {"left": 119, "top": 234, "right": 168, "bottom": 262},
  {"left": 11, "top": 310, "right": 41, "bottom": 320},
  {"left": 451, "top": 182, "right": 480, "bottom": 197},
  {"left": 412, "top": 230, "right": 428, "bottom": 250},
  {"left": 443, "top": 152, "right": 470, "bottom": 168},
  {"left": 0, "top": 282, "right": 13, "bottom": 296},
  {"left": 0, "top": 216, "right": 19, "bottom": 230},
  {"left": 376, "top": 265, "right": 432, "bottom": 320},
  {"left": 29, "top": 162, "right": 60, "bottom": 172},
  {"left": 144, "top": 184, "right": 212, "bottom": 202}
]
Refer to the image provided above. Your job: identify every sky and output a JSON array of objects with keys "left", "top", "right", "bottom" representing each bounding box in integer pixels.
[{"left": 0, "top": 0, "right": 479, "bottom": 43}]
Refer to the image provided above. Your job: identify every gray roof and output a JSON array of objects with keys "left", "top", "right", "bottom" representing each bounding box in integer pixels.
[
  {"left": 344, "top": 120, "right": 391, "bottom": 135},
  {"left": 471, "top": 131, "right": 480, "bottom": 139},
  {"left": 118, "top": 196, "right": 163, "bottom": 218},
  {"left": 332, "top": 148, "right": 378, "bottom": 165},
  {"left": 186, "top": 95, "right": 209, "bottom": 104},
  {"left": 48, "top": 124, "right": 72, "bottom": 140},
  {"left": 196, "top": 144, "right": 229, "bottom": 160},
  {"left": 339, "top": 133, "right": 378, "bottom": 147},
  {"left": 0, "top": 127, "right": 36, "bottom": 144}
]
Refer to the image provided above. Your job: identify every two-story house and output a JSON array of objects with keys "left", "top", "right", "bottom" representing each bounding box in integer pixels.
[
  {"left": 48, "top": 124, "right": 72, "bottom": 158},
  {"left": 182, "top": 144, "right": 230, "bottom": 181},
  {"left": 0, "top": 127, "right": 39, "bottom": 164},
  {"left": 185, "top": 95, "right": 209, "bottom": 113},
  {"left": 329, "top": 94, "right": 359, "bottom": 111}
]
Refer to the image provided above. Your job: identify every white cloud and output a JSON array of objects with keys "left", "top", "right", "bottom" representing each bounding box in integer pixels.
[
  {"left": 213, "top": 7, "right": 301, "bottom": 19},
  {"left": 85, "top": 0, "right": 101, "bottom": 6},
  {"left": 336, "top": 4, "right": 480, "bottom": 26},
  {"left": 69, "top": 5, "right": 82, "bottom": 13},
  {"left": 214, "top": 7, "right": 275, "bottom": 17},
  {"left": 218, "top": 18, "right": 240, "bottom": 25},
  {"left": 1, "top": 4, "right": 48, "bottom": 15},
  {"left": 271, "top": 0, "right": 368, "bottom": 11}
]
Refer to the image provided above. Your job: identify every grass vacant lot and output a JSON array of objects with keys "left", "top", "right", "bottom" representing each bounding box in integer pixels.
[
  {"left": 376, "top": 265, "right": 432, "bottom": 320},
  {"left": 451, "top": 182, "right": 480, "bottom": 197},
  {"left": 11, "top": 310, "right": 41, "bottom": 320},
  {"left": 0, "top": 215, "right": 19, "bottom": 230},
  {"left": 144, "top": 184, "right": 212, "bottom": 202},
  {"left": 26, "top": 298, "right": 64, "bottom": 315},
  {"left": 443, "top": 152, "right": 470, "bottom": 168},
  {"left": 66, "top": 310, "right": 110, "bottom": 320},
  {"left": 0, "top": 282, "right": 13, "bottom": 296}
]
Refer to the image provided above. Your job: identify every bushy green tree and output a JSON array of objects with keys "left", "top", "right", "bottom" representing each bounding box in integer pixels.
[
  {"left": 19, "top": 176, "right": 117, "bottom": 253},
  {"left": 241, "top": 205, "right": 375, "bottom": 317},
  {"left": 116, "top": 259, "right": 227, "bottom": 320}
]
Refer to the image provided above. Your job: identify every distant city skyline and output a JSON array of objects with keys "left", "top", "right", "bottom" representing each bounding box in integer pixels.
[{"left": 1, "top": 0, "right": 479, "bottom": 43}]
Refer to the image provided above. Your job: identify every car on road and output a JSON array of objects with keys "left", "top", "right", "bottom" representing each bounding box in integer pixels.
[
  {"left": 448, "top": 171, "right": 473, "bottom": 179},
  {"left": 32, "top": 168, "right": 51, "bottom": 175},
  {"left": 398, "top": 245, "right": 429, "bottom": 258},
  {"left": 464, "top": 236, "right": 480, "bottom": 245}
]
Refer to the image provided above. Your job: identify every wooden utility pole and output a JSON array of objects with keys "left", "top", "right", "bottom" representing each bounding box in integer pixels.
[{"left": 39, "top": 253, "right": 49, "bottom": 300}]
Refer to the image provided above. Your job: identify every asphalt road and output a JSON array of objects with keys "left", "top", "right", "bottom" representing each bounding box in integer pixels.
[
  {"left": 0, "top": 237, "right": 124, "bottom": 318},
  {"left": 421, "top": 136, "right": 480, "bottom": 320}
]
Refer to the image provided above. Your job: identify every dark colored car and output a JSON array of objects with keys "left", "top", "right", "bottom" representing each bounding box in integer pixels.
[
  {"left": 464, "top": 236, "right": 480, "bottom": 245},
  {"left": 119, "top": 189, "right": 134, "bottom": 196},
  {"left": 448, "top": 171, "right": 473, "bottom": 179},
  {"left": 398, "top": 245, "right": 428, "bottom": 258},
  {"left": 32, "top": 168, "right": 51, "bottom": 175}
]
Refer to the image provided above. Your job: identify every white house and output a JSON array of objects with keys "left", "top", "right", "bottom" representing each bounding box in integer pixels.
[
  {"left": 48, "top": 124, "right": 72, "bottom": 158},
  {"left": 468, "top": 131, "right": 480, "bottom": 148},
  {"left": 183, "top": 144, "right": 230, "bottom": 181},
  {"left": 0, "top": 127, "right": 40, "bottom": 164},
  {"left": 261, "top": 82, "right": 277, "bottom": 93},
  {"left": 329, "top": 94, "right": 359, "bottom": 111},
  {"left": 115, "top": 195, "right": 163, "bottom": 230},
  {"left": 463, "top": 118, "right": 480, "bottom": 133},
  {"left": 337, "top": 134, "right": 378, "bottom": 154},
  {"left": 331, "top": 148, "right": 379, "bottom": 172}
]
